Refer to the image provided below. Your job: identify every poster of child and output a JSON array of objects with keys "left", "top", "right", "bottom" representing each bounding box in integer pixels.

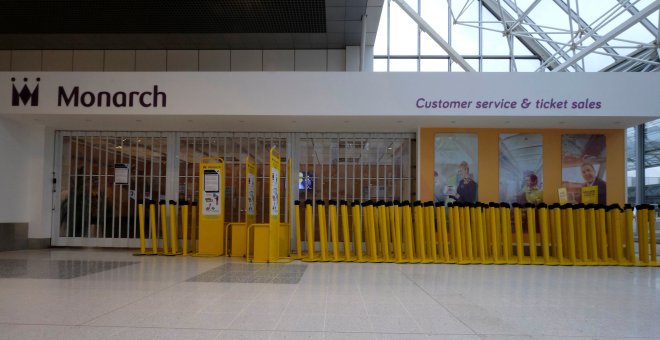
[{"left": 499, "top": 133, "right": 544, "bottom": 204}]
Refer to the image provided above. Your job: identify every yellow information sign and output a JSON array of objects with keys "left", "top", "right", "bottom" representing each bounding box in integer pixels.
[
  {"left": 197, "top": 157, "right": 225, "bottom": 256},
  {"left": 558, "top": 187, "right": 568, "bottom": 205},
  {"left": 581, "top": 186, "right": 598, "bottom": 204},
  {"left": 269, "top": 148, "right": 281, "bottom": 262},
  {"left": 246, "top": 156, "right": 257, "bottom": 226}
]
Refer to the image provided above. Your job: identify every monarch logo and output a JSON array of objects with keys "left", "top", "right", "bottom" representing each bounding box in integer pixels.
[{"left": 12, "top": 77, "right": 39, "bottom": 106}]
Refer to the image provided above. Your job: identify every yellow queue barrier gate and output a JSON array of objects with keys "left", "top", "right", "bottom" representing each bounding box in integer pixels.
[
  {"left": 246, "top": 148, "right": 291, "bottom": 263},
  {"left": 225, "top": 156, "right": 257, "bottom": 258},
  {"left": 197, "top": 157, "right": 225, "bottom": 256}
]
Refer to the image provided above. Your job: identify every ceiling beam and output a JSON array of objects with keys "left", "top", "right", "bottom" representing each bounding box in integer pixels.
[
  {"left": 616, "top": 0, "right": 659, "bottom": 36},
  {"left": 551, "top": 0, "right": 619, "bottom": 56},
  {"left": 391, "top": 0, "right": 476, "bottom": 72},
  {"left": 553, "top": 1, "right": 660, "bottom": 72}
]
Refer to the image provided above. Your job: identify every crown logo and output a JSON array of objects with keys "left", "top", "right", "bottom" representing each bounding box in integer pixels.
[{"left": 12, "top": 77, "right": 40, "bottom": 106}]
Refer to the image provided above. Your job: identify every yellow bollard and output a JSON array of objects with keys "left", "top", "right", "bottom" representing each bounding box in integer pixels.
[
  {"left": 585, "top": 204, "right": 598, "bottom": 264},
  {"left": 609, "top": 205, "right": 626, "bottom": 265},
  {"left": 435, "top": 202, "right": 451, "bottom": 263},
  {"left": 462, "top": 203, "right": 474, "bottom": 262},
  {"left": 302, "top": 200, "right": 318, "bottom": 262},
  {"left": 488, "top": 203, "right": 505, "bottom": 264},
  {"left": 549, "top": 204, "right": 564, "bottom": 265},
  {"left": 525, "top": 203, "right": 540, "bottom": 264},
  {"left": 168, "top": 200, "right": 179, "bottom": 255},
  {"left": 294, "top": 201, "right": 303, "bottom": 259},
  {"left": 648, "top": 205, "right": 658, "bottom": 266},
  {"left": 149, "top": 201, "right": 159, "bottom": 255},
  {"left": 623, "top": 205, "right": 635, "bottom": 265},
  {"left": 328, "top": 200, "right": 343, "bottom": 262},
  {"left": 377, "top": 201, "right": 392, "bottom": 262},
  {"left": 475, "top": 203, "right": 489, "bottom": 264},
  {"left": 538, "top": 203, "right": 556, "bottom": 265},
  {"left": 575, "top": 204, "right": 588, "bottom": 264},
  {"left": 190, "top": 201, "right": 198, "bottom": 255},
  {"left": 316, "top": 200, "right": 330, "bottom": 262},
  {"left": 499, "top": 203, "right": 513, "bottom": 264},
  {"left": 159, "top": 200, "right": 170, "bottom": 255},
  {"left": 512, "top": 203, "right": 526, "bottom": 264},
  {"left": 595, "top": 204, "right": 608, "bottom": 263},
  {"left": 352, "top": 201, "right": 366, "bottom": 263},
  {"left": 402, "top": 201, "right": 417, "bottom": 263},
  {"left": 636, "top": 205, "right": 649, "bottom": 265},
  {"left": 134, "top": 203, "right": 147, "bottom": 256},
  {"left": 562, "top": 204, "right": 577, "bottom": 265},
  {"left": 413, "top": 201, "right": 429, "bottom": 263},
  {"left": 340, "top": 201, "right": 354, "bottom": 261},
  {"left": 453, "top": 203, "right": 467, "bottom": 264},
  {"left": 392, "top": 201, "right": 405, "bottom": 263},
  {"left": 424, "top": 201, "right": 438, "bottom": 262},
  {"left": 181, "top": 201, "right": 189, "bottom": 256},
  {"left": 364, "top": 201, "right": 380, "bottom": 262}
]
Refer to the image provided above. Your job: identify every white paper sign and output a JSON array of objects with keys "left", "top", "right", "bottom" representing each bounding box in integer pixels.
[
  {"left": 204, "top": 170, "right": 219, "bottom": 192},
  {"left": 271, "top": 168, "right": 279, "bottom": 216},
  {"left": 247, "top": 173, "right": 255, "bottom": 216},
  {"left": 203, "top": 192, "right": 221, "bottom": 216},
  {"left": 114, "top": 164, "right": 129, "bottom": 185}
]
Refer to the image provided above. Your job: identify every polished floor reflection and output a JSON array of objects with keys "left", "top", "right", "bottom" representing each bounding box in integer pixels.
[{"left": 0, "top": 248, "right": 658, "bottom": 339}]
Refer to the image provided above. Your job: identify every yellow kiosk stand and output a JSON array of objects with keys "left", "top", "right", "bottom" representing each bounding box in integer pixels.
[
  {"left": 225, "top": 156, "right": 256, "bottom": 257},
  {"left": 196, "top": 157, "right": 225, "bottom": 256},
  {"left": 247, "top": 148, "right": 291, "bottom": 263}
]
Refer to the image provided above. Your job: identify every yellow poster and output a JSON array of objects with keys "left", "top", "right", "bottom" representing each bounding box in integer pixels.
[
  {"left": 558, "top": 187, "right": 568, "bottom": 205},
  {"left": 581, "top": 186, "right": 598, "bottom": 204}
]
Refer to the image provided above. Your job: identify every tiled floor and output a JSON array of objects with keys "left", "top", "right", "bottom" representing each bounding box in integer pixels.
[{"left": 0, "top": 249, "right": 658, "bottom": 340}]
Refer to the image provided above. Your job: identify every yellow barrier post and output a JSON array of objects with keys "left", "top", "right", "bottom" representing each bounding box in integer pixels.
[
  {"left": 302, "top": 200, "right": 318, "bottom": 262},
  {"left": 435, "top": 202, "right": 451, "bottom": 263},
  {"left": 180, "top": 201, "right": 189, "bottom": 256},
  {"left": 168, "top": 200, "right": 179, "bottom": 255},
  {"left": 608, "top": 205, "right": 626, "bottom": 265},
  {"left": 453, "top": 203, "right": 468, "bottom": 264},
  {"left": 148, "top": 201, "right": 158, "bottom": 255},
  {"left": 462, "top": 203, "right": 474, "bottom": 262},
  {"left": 623, "top": 204, "right": 636, "bottom": 265},
  {"left": 159, "top": 200, "right": 170, "bottom": 255},
  {"left": 512, "top": 203, "right": 525, "bottom": 264},
  {"left": 393, "top": 202, "right": 405, "bottom": 263},
  {"left": 525, "top": 204, "right": 540, "bottom": 264},
  {"left": 593, "top": 204, "right": 606, "bottom": 263},
  {"left": 294, "top": 201, "right": 303, "bottom": 259},
  {"left": 377, "top": 201, "right": 392, "bottom": 262},
  {"left": 402, "top": 201, "right": 418, "bottom": 263},
  {"left": 364, "top": 201, "right": 380, "bottom": 262},
  {"left": 488, "top": 203, "right": 505, "bottom": 264},
  {"left": 340, "top": 200, "right": 354, "bottom": 261},
  {"left": 424, "top": 201, "right": 438, "bottom": 262},
  {"left": 499, "top": 203, "right": 513, "bottom": 264},
  {"left": 575, "top": 204, "right": 589, "bottom": 264},
  {"left": 190, "top": 201, "right": 198, "bottom": 254},
  {"left": 562, "top": 204, "right": 577, "bottom": 265},
  {"left": 538, "top": 203, "right": 556, "bottom": 265},
  {"left": 328, "top": 200, "right": 343, "bottom": 262},
  {"left": 317, "top": 200, "right": 330, "bottom": 262},
  {"left": 648, "top": 205, "right": 658, "bottom": 266},
  {"left": 475, "top": 203, "right": 489, "bottom": 264},
  {"left": 413, "top": 201, "right": 429, "bottom": 263},
  {"left": 585, "top": 204, "right": 598, "bottom": 264},
  {"left": 646, "top": 204, "right": 659, "bottom": 267},
  {"left": 352, "top": 201, "right": 366, "bottom": 263},
  {"left": 636, "top": 205, "right": 649, "bottom": 265},
  {"left": 134, "top": 203, "right": 147, "bottom": 256},
  {"left": 197, "top": 158, "right": 225, "bottom": 256},
  {"left": 549, "top": 204, "right": 564, "bottom": 265}
]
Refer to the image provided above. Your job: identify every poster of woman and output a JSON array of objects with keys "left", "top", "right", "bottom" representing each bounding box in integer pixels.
[
  {"left": 434, "top": 133, "right": 478, "bottom": 203},
  {"left": 561, "top": 134, "right": 606, "bottom": 204},
  {"left": 499, "top": 134, "right": 544, "bottom": 204}
]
